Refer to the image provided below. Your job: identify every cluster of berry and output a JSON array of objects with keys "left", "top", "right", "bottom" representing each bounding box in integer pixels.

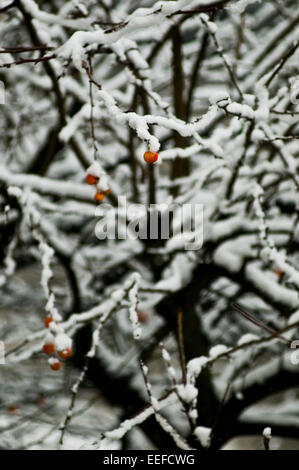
[
  {"left": 85, "top": 173, "right": 111, "bottom": 201},
  {"left": 42, "top": 316, "right": 72, "bottom": 371},
  {"left": 85, "top": 160, "right": 111, "bottom": 201},
  {"left": 85, "top": 151, "right": 158, "bottom": 201}
]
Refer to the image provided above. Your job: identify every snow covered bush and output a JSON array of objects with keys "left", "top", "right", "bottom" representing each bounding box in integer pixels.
[{"left": 0, "top": 0, "right": 298, "bottom": 450}]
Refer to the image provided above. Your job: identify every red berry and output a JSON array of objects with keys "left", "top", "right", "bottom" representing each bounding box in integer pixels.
[
  {"left": 58, "top": 348, "right": 71, "bottom": 359},
  {"left": 44, "top": 315, "right": 53, "bottom": 328},
  {"left": 86, "top": 174, "right": 98, "bottom": 185},
  {"left": 50, "top": 360, "right": 61, "bottom": 371},
  {"left": 94, "top": 191, "right": 105, "bottom": 202},
  {"left": 42, "top": 343, "right": 55, "bottom": 355},
  {"left": 144, "top": 151, "right": 158, "bottom": 163}
]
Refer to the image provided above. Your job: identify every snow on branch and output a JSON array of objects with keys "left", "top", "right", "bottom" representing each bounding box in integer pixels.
[
  {"left": 57, "top": 1, "right": 226, "bottom": 70},
  {"left": 140, "top": 360, "right": 193, "bottom": 450}
]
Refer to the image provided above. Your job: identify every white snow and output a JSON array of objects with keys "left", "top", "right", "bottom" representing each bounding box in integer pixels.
[
  {"left": 237, "top": 333, "right": 259, "bottom": 346},
  {"left": 229, "top": 0, "right": 261, "bottom": 14},
  {"left": 263, "top": 427, "right": 272, "bottom": 439},
  {"left": 55, "top": 333, "right": 72, "bottom": 352},
  {"left": 209, "top": 344, "right": 229, "bottom": 358},
  {"left": 177, "top": 384, "right": 198, "bottom": 404},
  {"left": 128, "top": 273, "right": 142, "bottom": 340},
  {"left": 194, "top": 426, "right": 211, "bottom": 448}
]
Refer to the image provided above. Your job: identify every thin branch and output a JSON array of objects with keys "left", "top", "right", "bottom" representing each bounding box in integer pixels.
[
  {"left": 200, "top": 14, "right": 243, "bottom": 100},
  {"left": 265, "top": 41, "right": 299, "bottom": 87},
  {"left": 140, "top": 360, "right": 193, "bottom": 450},
  {"left": 0, "top": 54, "right": 56, "bottom": 68},
  {"left": 177, "top": 308, "right": 187, "bottom": 385},
  {"left": 263, "top": 135, "right": 299, "bottom": 142},
  {"left": 210, "top": 383, "right": 231, "bottom": 444},
  {"left": 84, "top": 58, "right": 100, "bottom": 161},
  {"left": 59, "top": 277, "right": 137, "bottom": 446},
  {"left": 160, "top": 343, "right": 195, "bottom": 433},
  {"left": 186, "top": 30, "right": 209, "bottom": 119},
  {"left": 271, "top": 109, "right": 299, "bottom": 115},
  {"left": 232, "top": 303, "right": 291, "bottom": 345},
  {"left": 0, "top": 46, "right": 54, "bottom": 53}
]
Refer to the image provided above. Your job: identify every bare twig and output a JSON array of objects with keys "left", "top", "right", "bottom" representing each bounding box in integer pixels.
[
  {"left": 177, "top": 308, "right": 187, "bottom": 385},
  {"left": 263, "top": 135, "right": 299, "bottom": 142},
  {"left": 0, "top": 46, "right": 54, "bottom": 53},
  {"left": 265, "top": 41, "right": 299, "bottom": 87},
  {"left": 84, "top": 58, "right": 99, "bottom": 161},
  {"left": 160, "top": 343, "right": 195, "bottom": 433},
  {"left": 140, "top": 360, "right": 193, "bottom": 450},
  {"left": 200, "top": 14, "right": 243, "bottom": 100},
  {"left": 0, "top": 54, "right": 56, "bottom": 68},
  {"left": 232, "top": 303, "right": 291, "bottom": 345}
]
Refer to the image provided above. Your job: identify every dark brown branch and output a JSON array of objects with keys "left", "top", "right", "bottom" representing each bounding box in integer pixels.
[
  {"left": 15, "top": 0, "right": 89, "bottom": 170},
  {"left": 0, "top": 46, "right": 54, "bottom": 53},
  {"left": 170, "top": 24, "right": 189, "bottom": 191},
  {"left": 263, "top": 135, "right": 299, "bottom": 142},
  {"left": 186, "top": 30, "right": 209, "bottom": 119},
  {"left": 0, "top": 54, "right": 56, "bottom": 68},
  {"left": 200, "top": 15, "right": 243, "bottom": 100},
  {"left": 177, "top": 308, "right": 187, "bottom": 385},
  {"left": 232, "top": 303, "right": 291, "bottom": 345},
  {"left": 226, "top": 120, "right": 254, "bottom": 199},
  {"left": 265, "top": 41, "right": 299, "bottom": 87}
]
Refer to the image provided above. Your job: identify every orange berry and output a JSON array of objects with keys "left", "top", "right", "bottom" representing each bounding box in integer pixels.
[
  {"left": 104, "top": 188, "right": 111, "bottom": 195},
  {"left": 8, "top": 405, "right": 19, "bottom": 414},
  {"left": 137, "top": 311, "right": 148, "bottom": 324},
  {"left": 274, "top": 268, "right": 282, "bottom": 277},
  {"left": 42, "top": 343, "right": 55, "bottom": 355},
  {"left": 144, "top": 151, "right": 158, "bottom": 163},
  {"left": 94, "top": 191, "right": 105, "bottom": 202},
  {"left": 58, "top": 348, "right": 71, "bottom": 359},
  {"left": 50, "top": 360, "right": 61, "bottom": 371},
  {"left": 85, "top": 174, "right": 98, "bottom": 185},
  {"left": 44, "top": 315, "right": 53, "bottom": 328}
]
